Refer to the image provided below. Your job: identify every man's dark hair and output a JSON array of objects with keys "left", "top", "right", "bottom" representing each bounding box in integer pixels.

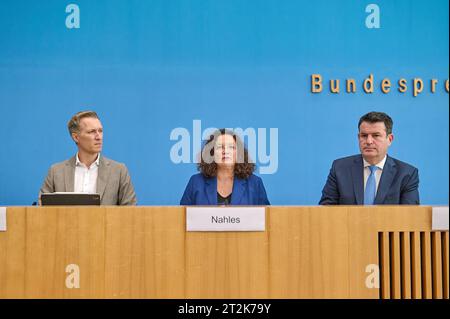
[{"left": 358, "top": 112, "right": 393, "bottom": 135}]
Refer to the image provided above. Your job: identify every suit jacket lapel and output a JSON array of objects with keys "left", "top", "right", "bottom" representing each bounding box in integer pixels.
[
  {"left": 375, "top": 156, "right": 396, "bottom": 204},
  {"left": 205, "top": 177, "right": 218, "bottom": 205},
  {"left": 64, "top": 156, "right": 76, "bottom": 192},
  {"left": 231, "top": 178, "right": 246, "bottom": 205},
  {"left": 97, "top": 156, "right": 110, "bottom": 200},
  {"left": 351, "top": 155, "right": 364, "bottom": 205}
]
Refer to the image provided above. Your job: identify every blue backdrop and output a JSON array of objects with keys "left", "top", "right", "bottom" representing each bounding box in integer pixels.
[{"left": 0, "top": 0, "right": 448, "bottom": 205}]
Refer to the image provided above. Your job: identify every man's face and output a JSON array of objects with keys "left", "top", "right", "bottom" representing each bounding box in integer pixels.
[
  {"left": 72, "top": 117, "right": 103, "bottom": 155},
  {"left": 358, "top": 121, "right": 393, "bottom": 164}
]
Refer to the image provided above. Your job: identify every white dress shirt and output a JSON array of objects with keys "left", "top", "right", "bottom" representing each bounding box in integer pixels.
[
  {"left": 363, "top": 155, "right": 387, "bottom": 193},
  {"left": 74, "top": 153, "right": 100, "bottom": 193}
]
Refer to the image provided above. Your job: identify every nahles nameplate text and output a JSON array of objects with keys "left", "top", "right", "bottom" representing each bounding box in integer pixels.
[{"left": 186, "top": 207, "right": 265, "bottom": 232}]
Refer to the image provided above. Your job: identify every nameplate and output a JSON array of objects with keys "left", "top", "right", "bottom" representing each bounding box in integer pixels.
[
  {"left": 0, "top": 207, "right": 6, "bottom": 232},
  {"left": 186, "top": 207, "right": 265, "bottom": 232},
  {"left": 432, "top": 206, "right": 449, "bottom": 231}
]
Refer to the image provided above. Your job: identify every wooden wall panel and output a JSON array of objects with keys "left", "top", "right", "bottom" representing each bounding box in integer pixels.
[
  {"left": 400, "top": 232, "right": 411, "bottom": 299},
  {"left": 411, "top": 232, "right": 422, "bottom": 299},
  {"left": 421, "top": 232, "right": 433, "bottom": 299},
  {"left": 379, "top": 232, "right": 390, "bottom": 299},
  {"left": 103, "top": 207, "right": 186, "bottom": 298},
  {"left": 442, "top": 232, "right": 449, "bottom": 299},
  {"left": 0, "top": 208, "right": 26, "bottom": 298},
  {"left": 268, "top": 207, "right": 349, "bottom": 298},
  {"left": 390, "top": 232, "right": 401, "bottom": 299},
  {"left": 348, "top": 207, "right": 379, "bottom": 299},
  {"left": 431, "top": 232, "right": 443, "bottom": 299}
]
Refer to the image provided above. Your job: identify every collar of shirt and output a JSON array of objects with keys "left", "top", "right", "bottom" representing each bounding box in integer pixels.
[
  {"left": 363, "top": 155, "right": 387, "bottom": 171},
  {"left": 76, "top": 153, "right": 101, "bottom": 168}
]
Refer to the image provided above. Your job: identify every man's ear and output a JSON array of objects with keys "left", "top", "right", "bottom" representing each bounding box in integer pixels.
[
  {"left": 71, "top": 132, "right": 79, "bottom": 144},
  {"left": 388, "top": 133, "right": 394, "bottom": 145}
]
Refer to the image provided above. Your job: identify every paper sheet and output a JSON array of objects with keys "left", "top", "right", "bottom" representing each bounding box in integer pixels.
[
  {"left": 432, "top": 206, "right": 449, "bottom": 231},
  {"left": 0, "top": 207, "right": 6, "bottom": 232}
]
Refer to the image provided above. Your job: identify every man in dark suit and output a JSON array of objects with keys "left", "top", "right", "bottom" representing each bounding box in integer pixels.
[{"left": 319, "top": 112, "right": 419, "bottom": 205}]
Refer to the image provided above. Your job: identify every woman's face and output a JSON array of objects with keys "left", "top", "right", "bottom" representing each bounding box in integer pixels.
[{"left": 214, "top": 134, "right": 236, "bottom": 167}]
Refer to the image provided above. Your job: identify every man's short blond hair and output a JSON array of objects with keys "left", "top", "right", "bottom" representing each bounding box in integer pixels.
[{"left": 67, "top": 111, "right": 99, "bottom": 136}]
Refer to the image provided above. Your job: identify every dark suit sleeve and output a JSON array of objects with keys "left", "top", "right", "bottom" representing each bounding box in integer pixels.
[
  {"left": 258, "top": 178, "right": 270, "bottom": 205},
  {"left": 38, "top": 166, "right": 55, "bottom": 205},
  {"left": 400, "top": 167, "right": 420, "bottom": 205},
  {"left": 319, "top": 161, "right": 340, "bottom": 205},
  {"left": 180, "top": 176, "right": 194, "bottom": 205},
  {"left": 118, "top": 164, "right": 137, "bottom": 206}
]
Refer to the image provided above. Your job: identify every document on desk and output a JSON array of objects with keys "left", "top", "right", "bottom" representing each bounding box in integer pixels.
[
  {"left": 0, "top": 207, "right": 6, "bottom": 232},
  {"left": 432, "top": 206, "right": 449, "bottom": 231},
  {"left": 186, "top": 206, "right": 265, "bottom": 231}
]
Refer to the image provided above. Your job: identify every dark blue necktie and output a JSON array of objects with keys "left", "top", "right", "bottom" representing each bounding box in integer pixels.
[{"left": 364, "top": 165, "right": 378, "bottom": 205}]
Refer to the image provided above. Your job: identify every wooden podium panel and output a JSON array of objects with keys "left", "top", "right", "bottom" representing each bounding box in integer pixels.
[
  {"left": 268, "top": 207, "right": 350, "bottom": 298},
  {"left": 0, "top": 207, "right": 186, "bottom": 298},
  {"left": 0, "top": 206, "right": 448, "bottom": 299}
]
